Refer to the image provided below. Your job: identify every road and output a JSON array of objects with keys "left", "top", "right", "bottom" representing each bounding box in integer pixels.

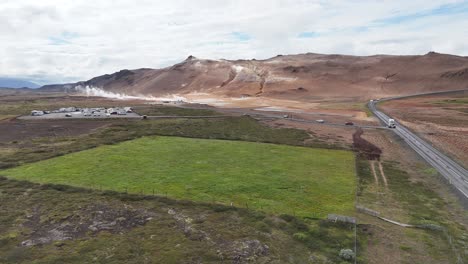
[{"left": 368, "top": 95, "right": 468, "bottom": 199}]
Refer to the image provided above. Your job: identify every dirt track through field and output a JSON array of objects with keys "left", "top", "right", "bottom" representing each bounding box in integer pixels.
[
  {"left": 378, "top": 162, "right": 388, "bottom": 187},
  {"left": 370, "top": 161, "right": 379, "bottom": 186}
]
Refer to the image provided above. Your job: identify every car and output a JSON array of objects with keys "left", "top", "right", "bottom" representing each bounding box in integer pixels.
[
  {"left": 316, "top": 119, "right": 325, "bottom": 123},
  {"left": 345, "top": 122, "right": 354, "bottom": 126},
  {"left": 65, "top": 113, "right": 72, "bottom": 117}
]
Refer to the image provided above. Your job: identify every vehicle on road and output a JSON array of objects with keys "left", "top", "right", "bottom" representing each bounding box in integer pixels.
[
  {"left": 345, "top": 122, "right": 354, "bottom": 126},
  {"left": 388, "top": 118, "right": 396, "bottom": 128},
  {"left": 368, "top": 94, "right": 468, "bottom": 199},
  {"left": 31, "top": 110, "right": 44, "bottom": 116},
  {"left": 65, "top": 113, "right": 72, "bottom": 117}
]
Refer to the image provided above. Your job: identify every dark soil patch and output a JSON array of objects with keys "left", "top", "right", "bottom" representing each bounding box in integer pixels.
[
  {"left": 0, "top": 120, "right": 110, "bottom": 143},
  {"left": 352, "top": 128, "right": 382, "bottom": 160}
]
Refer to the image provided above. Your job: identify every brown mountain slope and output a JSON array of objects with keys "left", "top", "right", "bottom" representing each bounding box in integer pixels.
[{"left": 41, "top": 52, "right": 468, "bottom": 101}]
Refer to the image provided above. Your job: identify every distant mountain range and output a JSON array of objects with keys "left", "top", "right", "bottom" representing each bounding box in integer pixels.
[
  {"left": 39, "top": 52, "right": 468, "bottom": 100},
  {"left": 0, "top": 78, "right": 40, "bottom": 89}
]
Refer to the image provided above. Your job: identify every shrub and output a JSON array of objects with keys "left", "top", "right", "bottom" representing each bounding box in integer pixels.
[
  {"left": 293, "top": 232, "right": 308, "bottom": 241},
  {"left": 339, "top": 249, "right": 355, "bottom": 261}
]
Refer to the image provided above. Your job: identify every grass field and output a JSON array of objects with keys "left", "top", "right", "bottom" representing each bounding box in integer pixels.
[{"left": 2, "top": 136, "right": 355, "bottom": 217}]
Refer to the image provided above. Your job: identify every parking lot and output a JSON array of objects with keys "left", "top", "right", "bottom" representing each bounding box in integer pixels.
[
  {"left": 19, "top": 112, "right": 141, "bottom": 120},
  {"left": 18, "top": 107, "right": 141, "bottom": 120}
]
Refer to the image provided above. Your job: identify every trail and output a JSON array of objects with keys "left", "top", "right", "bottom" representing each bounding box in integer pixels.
[
  {"left": 378, "top": 162, "right": 388, "bottom": 187},
  {"left": 370, "top": 161, "right": 379, "bottom": 186}
]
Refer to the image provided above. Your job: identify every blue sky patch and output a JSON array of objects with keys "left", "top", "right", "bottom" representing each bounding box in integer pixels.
[
  {"left": 232, "top": 32, "right": 251, "bottom": 41},
  {"left": 298, "top": 31, "right": 320, "bottom": 38},
  {"left": 373, "top": 2, "right": 468, "bottom": 26},
  {"left": 48, "top": 31, "right": 79, "bottom": 45}
]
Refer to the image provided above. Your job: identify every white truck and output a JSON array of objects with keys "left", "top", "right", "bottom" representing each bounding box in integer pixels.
[{"left": 388, "top": 118, "right": 396, "bottom": 128}]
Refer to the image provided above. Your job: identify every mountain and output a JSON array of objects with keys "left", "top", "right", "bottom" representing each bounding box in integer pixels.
[
  {"left": 0, "top": 78, "right": 40, "bottom": 89},
  {"left": 40, "top": 52, "right": 468, "bottom": 101}
]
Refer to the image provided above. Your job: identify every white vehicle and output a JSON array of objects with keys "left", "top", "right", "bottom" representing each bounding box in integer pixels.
[
  {"left": 388, "top": 118, "right": 396, "bottom": 128},
  {"left": 65, "top": 113, "right": 72, "bottom": 117},
  {"left": 316, "top": 119, "right": 325, "bottom": 123},
  {"left": 31, "top": 110, "right": 44, "bottom": 116}
]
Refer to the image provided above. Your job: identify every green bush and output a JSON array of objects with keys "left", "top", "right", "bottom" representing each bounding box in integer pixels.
[{"left": 293, "top": 232, "right": 308, "bottom": 241}]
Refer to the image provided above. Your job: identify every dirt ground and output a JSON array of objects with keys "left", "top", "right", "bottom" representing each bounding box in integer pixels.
[
  {"left": 0, "top": 119, "right": 111, "bottom": 144},
  {"left": 189, "top": 94, "right": 377, "bottom": 126},
  {"left": 381, "top": 92, "right": 468, "bottom": 168}
]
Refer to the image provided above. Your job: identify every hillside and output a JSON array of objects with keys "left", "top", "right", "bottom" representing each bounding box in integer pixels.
[
  {"left": 40, "top": 52, "right": 468, "bottom": 101},
  {"left": 0, "top": 78, "right": 40, "bottom": 89}
]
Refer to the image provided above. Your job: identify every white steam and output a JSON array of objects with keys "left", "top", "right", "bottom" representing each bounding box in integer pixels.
[
  {"left": 74, "top": 85, "right": 186, "bottom": 102},
  {"left": 232, "top": 65, "right": 244, "bottom": 73}
]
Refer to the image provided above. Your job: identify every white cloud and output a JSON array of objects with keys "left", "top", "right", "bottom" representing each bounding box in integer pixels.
[{"left": 0, "top": 0, "right": 467, "bottom": 84}]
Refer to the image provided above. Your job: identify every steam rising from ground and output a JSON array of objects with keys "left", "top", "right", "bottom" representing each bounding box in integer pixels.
[
  {"left": 74, "top": 85, "right": 242, "bottom": 107},
  {"left": 74, "top": 85, "right": 186, "bottom": 102}
]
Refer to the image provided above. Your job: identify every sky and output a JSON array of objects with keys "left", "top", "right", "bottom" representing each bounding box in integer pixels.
[{"left": 1, "top": 0, "right": 467, "bottom": 85}]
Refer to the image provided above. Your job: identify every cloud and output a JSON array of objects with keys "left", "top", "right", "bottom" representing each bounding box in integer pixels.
[{"left": 0, "top": 0, "right": 467, "bottom": 84}]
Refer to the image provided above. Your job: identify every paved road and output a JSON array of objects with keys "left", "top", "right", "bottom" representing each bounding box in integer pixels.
[{"left": 368, "top": 93, "right": 468, "bottom": 199}]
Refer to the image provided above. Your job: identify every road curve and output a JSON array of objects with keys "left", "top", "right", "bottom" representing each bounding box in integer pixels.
[{"left": 368, "top": 92, "right": 468, "bottom": 200}]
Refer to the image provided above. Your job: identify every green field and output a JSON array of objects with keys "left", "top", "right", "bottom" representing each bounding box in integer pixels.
[{"left": 2, "top": 136, "right": 356, "bottom": 217}]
